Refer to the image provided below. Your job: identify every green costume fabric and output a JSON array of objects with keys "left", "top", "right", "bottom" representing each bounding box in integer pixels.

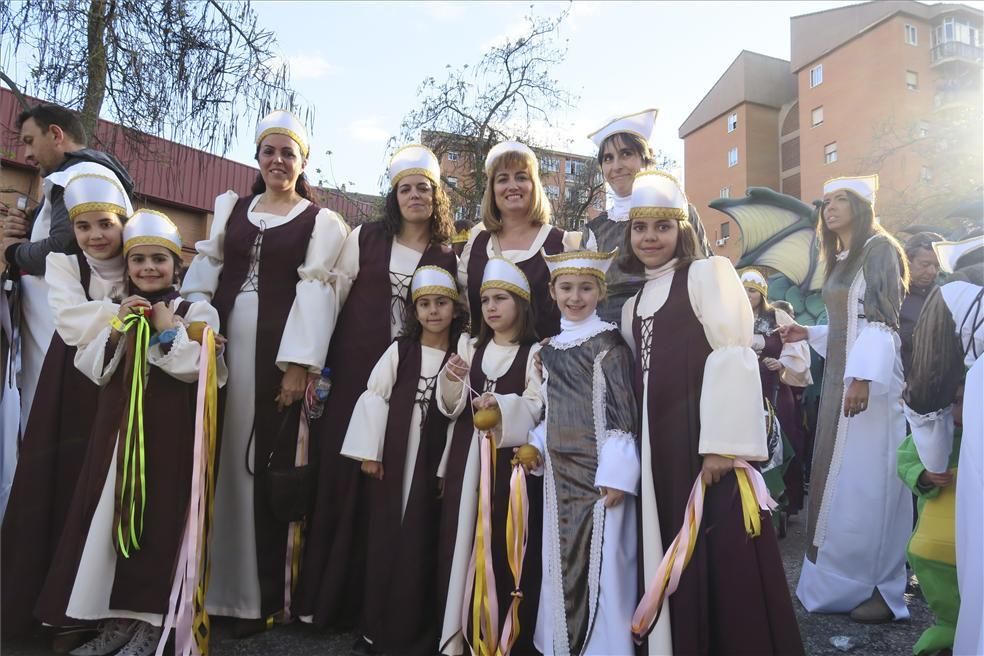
[{"left": 897, "top": 430, "right": 962, "bottom": 656}]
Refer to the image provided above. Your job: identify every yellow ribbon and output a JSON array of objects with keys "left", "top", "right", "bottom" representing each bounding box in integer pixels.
[
  {"left": 470, "top": 434, "right": 498, "bottom": 656},
  {"left": 115, "top": 311, "right": 151, "bottom": 558},
  {"left": 192, "top": 329, "right": 219, "bottom": 654}
]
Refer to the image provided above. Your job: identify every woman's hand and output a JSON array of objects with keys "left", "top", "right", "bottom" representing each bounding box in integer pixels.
[
  {"left": 843, "top": 379, "right": 870, "bottom": 417},
  {"left": 918, "top": 470, "right": 954, "bottom": 489},
  {"left": 600, "top": 487, "right": 625, "bottom": 508},
  {"left": 779, "top": 323, "right": 808, "bottom": 344},
  {"left": 361, "top": 461, "right": 384, "bottom": 480},
  {"left": 276, "top": 363, "right": 309, "bottom": 411},
  {"left": 762, "top": 357, "right": 783, "bottom": 372},
  {"left": 150, "top": 302, "right": 178, "bottom": 333},
  {"left": 118, "top": 295, "right": 152, "bottom": 320},
  {"left": 444, "top": 354, "right": 469, "bottom": 383},
  {"left": 700, "top": 454, "right": 734, "bottom": 486},
  {"left": 472, "top": 392, "right": 498, "bottom": 411}
]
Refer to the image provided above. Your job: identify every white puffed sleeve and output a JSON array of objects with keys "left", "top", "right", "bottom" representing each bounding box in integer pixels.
[
  {"left": 844, "top": 322, "right": 900, "bottom": 396},
  {"left": 148, "top": 300, "right": 228, "bottom": 386},
  {"left": 340, "top": 342, "right": 401, "bottom": 463},
  {"left": 437, "top": 333, "right": 475, "bottom": 420},
  {"left": 904, "top": 404, "right": 955, "bottom": 474},
  {"left": 74, "top": 327, "right": 126, "bottom": 386},
  {"left": 688, "top": 257, "right": 767, "bottom": 460},
  {"left": 561, "top": 230, "right": 582, "bottom": 251},
  {"left": 276, "top": 209, "right": 350, "bottom": 373},
  {"left": 331, "top": 224, "right": 362, "bottom": 311},
  {"left": 596, "top": 436, "right": 641, "bottom": 494},
  {"left": 620, "top": 291, "right": 638, "bottom": 357},
  {"left": 806, "top": 324, "right": 829, "bottom": 358},
  {"left": 181, "top": 191, "right": 239, "bottom": 302},
  {"left": 526, "top": 419, "right": 547, "bottom": 477},
  {"left": 45, "top": 252, "right": 119, "bottom": 347},
  {"left": 492, "top": 343, "right": 543, "bottom": 449},
  {"left": 775, "top": 309, "right": 812, "bottom": 387}
]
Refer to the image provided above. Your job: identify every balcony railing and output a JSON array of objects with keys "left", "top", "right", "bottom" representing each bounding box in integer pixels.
[{"left": 931, "top": 40, "right": 984, "bottom": 65}]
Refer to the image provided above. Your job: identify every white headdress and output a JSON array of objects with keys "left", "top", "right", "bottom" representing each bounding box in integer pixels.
[
  {"left": 740, "top": 268, "right": 769, "bottom": 296},
  {"left": 480, "top": 257, "right": 531, "bottom": 301},
  {"left": 629, "top": 170, "right": 688, "bottom": 221},
  {"left": 934, "top": 236, "right": 984, "bottom": 274},
  {"left": 389, "top": 144, "right": 441, "bottom": 188},
  {"left": 255, "top": 110, "right": 310, "bottom": 157},
  {"left": 587, "top": 108, "right": 659, "bottom": 148},
  {"left": 542, "top": 248, "right": 618, "bottom": 282},
  {"left": 823, "top": 175, "right": 878, "bottom": 206},
  {"left": 484, "top": 141, "right": 538, "bottom": 176},
  {"left": 123, "top": 209, "right": 182, "bottom": 256},
  {"left": 411, "top": 265, "right": 459, "bottom": 301},
  {"left": 63, "top": 163, "right": 132, "bottom": 220}
]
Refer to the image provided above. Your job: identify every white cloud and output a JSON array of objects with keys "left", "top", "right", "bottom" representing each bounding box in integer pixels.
[
  {"left": 281, "top": 54, "right": 338, "bottom": 80},
  {"left": 350, "top": 117, "right": 390, "bottom": 144}
]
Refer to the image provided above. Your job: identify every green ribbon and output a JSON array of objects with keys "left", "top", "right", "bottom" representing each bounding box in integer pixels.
[{"left": 115, "top": 311, "right": 151, "bottom": 558}]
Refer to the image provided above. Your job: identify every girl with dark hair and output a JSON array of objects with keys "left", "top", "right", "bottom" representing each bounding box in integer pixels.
[
  {"left": 339, "top": 266, "right": 463, "bottom": 656},
  {"left": 181, "top": 111, "right": 349, "bottom": 633},
  {"left": 623, "top": 171, "right": 802, "bottom": 656},
  {"left": 782, "top": 175, "right": 912, "bottom": 624},
  {"left": 741, "top": 269, "right": 812, "bottom": 516},
  {"left": 903, "top": 237, "right": 984, "bottom": 656},
  {"left": 37, "top": 211, "right": 225, "bottom": 656},
  {"left": 458, "top": 141, "right": 580, "bottom": 340},
  {"left": 582, "top": 109, "right": 657, "bottom": 323},
  {"left": 1, "top": 167, "right": 132, "bottom": 640},
  {"left": 293, "top": 145, "right": 457, "bottom": 635},
  {"left": 435, "top": 258, "right": 543, "bottom": 656}
]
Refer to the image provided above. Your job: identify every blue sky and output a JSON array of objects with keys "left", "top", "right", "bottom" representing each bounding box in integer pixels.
[{"left": 6, "top": 0, "right": 863, "bottom": 194}]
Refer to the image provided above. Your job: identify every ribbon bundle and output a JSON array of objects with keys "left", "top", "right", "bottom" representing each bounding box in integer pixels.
[
  {"left": 115, "top": 311, "right": 153, "bottom": 558},
  {"left": 158, "top": 326, "right": 219, "bottom": 656},
  {"left": 462, "top": 430, "right": 500, "bottom": 656},
  {"left": 499, "top": 450, "right": 531, "bottom": 655},
  {"left": 630, "top": 460, "right": 776, "bottom": 641}
]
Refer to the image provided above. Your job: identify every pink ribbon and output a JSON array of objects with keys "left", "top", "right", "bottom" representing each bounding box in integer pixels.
[{"left": 282, "top": 386, "right": 314, "bottom": 622}]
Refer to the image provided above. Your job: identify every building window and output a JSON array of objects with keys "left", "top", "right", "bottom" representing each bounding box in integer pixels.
[
  {"left": 824, "top": 142, "right": 838, "bottom": 164},
  {"left": 727, "top": 112, "right": 738, "bottom": 133},
  {"left": 541, "top": 157, "right": 559, "bottom": 173},
  {"left": 592, "top": 195, "right": 605, "bottom": 210},
  {"left": 454, "top": 206, "right": 466, "bottom": 221},
  {"left": 921, "top": 166, "right": 933, "bottom": 182},
  {"left": 811, "top": 106, "right": 824, "bottom": 127},
  {"left": 727, "top": 147, "right": 738, "bottom": 167},
  {"left": 721, "top": 222, "right": 731, "bottom": 239},
  {"left": 719, "top": 186, "right": 730, "bottom": 199},
  {"left": 565, "top": 159, "right": 584, "bottom": 180},
  {"left": 446, "top": 176, "right": 458, "bottom": 189},
  {"left": 905, "top": 24, "right": 918, "bottom": 46},
  {"left": 906, "top": 70, "right": 919, "bottom": 90},
  {"left": 918, "top": 120, "right": 930, "bottom": 138},
  {"left": 565, "top": 186, "right": 578, "bottom": 204},
  {"left": 447, "top": 151, "right": 459, "bottom": 162},
  {"left": 545, "top": 184, "right": 560, "bottom": 200},
  {"left": 810, "top": 64, "right": 823, "bottom": 88}
]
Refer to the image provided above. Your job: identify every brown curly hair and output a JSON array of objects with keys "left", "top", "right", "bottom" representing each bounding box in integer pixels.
[{"left": 381, "top": 180, "right": 455, "bottom": 244}]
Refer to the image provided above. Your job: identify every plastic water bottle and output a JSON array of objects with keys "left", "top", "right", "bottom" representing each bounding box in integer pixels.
[{"left": 307, "top": 368, "right": 332, "bottom": 420}]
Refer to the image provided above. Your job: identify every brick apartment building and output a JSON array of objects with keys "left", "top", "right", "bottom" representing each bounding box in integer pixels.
[
  {"left": 680, "top": 0, "right": 982, "bottom": 261},
  {"left": 421, "top": 129, "right": 604, "bottom": 232},
  {"left": 0, "top": 88, "right": 381, "bottom": 263}
]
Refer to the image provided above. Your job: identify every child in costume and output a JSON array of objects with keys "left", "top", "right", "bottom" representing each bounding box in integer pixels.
[
  {"left": 36, "top": 210, "right": 225, "bottom": 656},
  {"left": 622, "top": 171, "right": 803, "bottom": 655},
  {"left": 528, "top": 248, "right": 641, "bottom": 655},
  {"left": 435, "top": 257, "right": 543, "bottom": 656},
  {"left": 340, "top": 266, "right": 465, "bottom": 655}
]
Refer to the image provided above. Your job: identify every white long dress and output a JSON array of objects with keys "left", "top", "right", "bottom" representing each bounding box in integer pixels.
[
  {"left": 620, "top": 257, "right": 769, "bottom": 656},
  {"left": 904, "top": 280, "right": 984, "bottom": 655},
  {"left": 436, "top": 335, "right": 542, "bottom": 655},
  {"left": 181, "top": 192, "right": 348, "bottom": 618},
  {"left": 66, "top": 299, "right": 226, "bottom": 624}
]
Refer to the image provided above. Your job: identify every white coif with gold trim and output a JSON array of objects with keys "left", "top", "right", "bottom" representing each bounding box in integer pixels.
[
  {"left": 255, "top": 110, "right": 310, "bottom": 157},
  {"left": 389, "top": 144, "right": 441, "bottom": 188},
  {"left": 485, "top": 141, "right": 538, "bottom": 175},
  {"left": 934, "top": 237, "right": 984, "bottom": 274},
  {"left": 587, "top": 108, "right": 659, "bottom": 148},
  {"left": 629, "top": 170, "right": 688, "bottom": 221},
  {"left": 740, "top": 268, "right": 768, "bottom": 297},
  {"left": 124, "top": 209, "right": 182, "bottom": 256},
  {"left": 480, "top": 257, "right": 531, "bottom": 301},
  {"left": 542, "top": 248, "right": 618, "bottom": 282},
  {"left": 63, "top": 163, "right": 133, "bottom": 220},
  {"left": 411, "top": 265, "right": 459, "bottom": 301},
  {"left": 823, "top": 175, "right": 878, "bottom": 205}
]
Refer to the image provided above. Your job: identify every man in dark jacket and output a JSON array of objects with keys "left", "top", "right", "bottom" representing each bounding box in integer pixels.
[{"left": 901, "top": 231, "right": 943, "bottom": 379}]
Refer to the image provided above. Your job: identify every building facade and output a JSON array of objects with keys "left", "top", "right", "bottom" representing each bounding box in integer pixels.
[{"left": 680, "top": 1, "right": 982, "bottom": 260}]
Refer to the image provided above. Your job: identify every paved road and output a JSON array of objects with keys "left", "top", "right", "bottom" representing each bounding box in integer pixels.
[{"left": 2, "top": 510, "right": 931, "bottom": 655}]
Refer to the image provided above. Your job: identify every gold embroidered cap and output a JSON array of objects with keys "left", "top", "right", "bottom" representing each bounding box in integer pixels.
[
  {"left": 823, "top": 175, "right": 878, "bottom": 206},
  {"left": 933, "top": 236, "right": 984, "bottom": 274},
  {"left": 629, "top": 170, "right": 688, "bottom": 221},
  {"left": 63, "top": 163, "right": 132, "bottom": 220},
  {"left": 484, "top": 141, "right": 538, "bottom": 176},
  {"left": 255, "top": 110, "right": 310, "bottom": 158},
  {"left": 389, "top": 144, "right": 441, "bottom": 188},
  {"left": 124, "top": 209, "right": 182, "bottom": 256},
  {"left": 542, "top": 248, "right": 618, "bottom": 282},
  {"left": 451, "top": 227, "right": 471, "bottom": 244},
  {"left": 480, "top": 257, "right": 531, "bottom": 301},
  {"left": 588, "top": 108, "right": 659, "bottom": 148},
  {"left": 740, "top": 268, "right": 768, "bottom": 297},
  {"left": 411, "top": 265, "right": 459, "bottom": 302}
]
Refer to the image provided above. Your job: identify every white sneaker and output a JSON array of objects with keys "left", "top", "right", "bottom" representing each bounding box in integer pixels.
[
  {"left": 115, "top": 622, "right": 163, "bottom": 656},
  {"left": 69, "top": 619, "right": 137, "bottom": 656}
]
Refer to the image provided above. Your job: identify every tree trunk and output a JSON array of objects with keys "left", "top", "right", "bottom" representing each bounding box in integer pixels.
[{"left": 80, "top": 0, "right": 109, "bottom": 145}]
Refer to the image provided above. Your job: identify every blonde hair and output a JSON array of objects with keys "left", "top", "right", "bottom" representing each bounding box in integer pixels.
[{"left": 480, "top": 149, "right": 552, "bottom": 232}]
